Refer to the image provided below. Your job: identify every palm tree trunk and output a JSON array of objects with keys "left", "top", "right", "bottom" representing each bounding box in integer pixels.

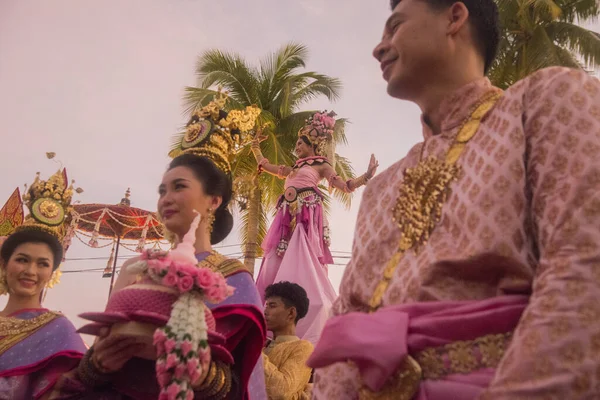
[{"left": 243, "top": 182, "right": 261, "bottom": 275}]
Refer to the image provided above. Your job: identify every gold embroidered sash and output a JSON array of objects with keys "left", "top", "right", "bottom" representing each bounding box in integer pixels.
[
  {"left": 358, "top": 332, "right": 513, "bottom": 400},
  {"left": 0, "top": 311, "right": 61, "bottom": 355}
]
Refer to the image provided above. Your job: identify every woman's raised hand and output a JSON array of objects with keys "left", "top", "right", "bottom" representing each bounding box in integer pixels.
[{"left": 366, "top": 154, "right": 379, "bottom": 179}]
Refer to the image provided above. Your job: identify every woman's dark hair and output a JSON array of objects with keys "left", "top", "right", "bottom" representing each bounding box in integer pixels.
[
  {"left": 1, "top": 229, "right": 63, "bottom": 270},
  {"left": 168, "top": 154, "right": 234, "bottom": 244},
  {"left": 265, "top": 281, "right": 310, "bottom": 324}
]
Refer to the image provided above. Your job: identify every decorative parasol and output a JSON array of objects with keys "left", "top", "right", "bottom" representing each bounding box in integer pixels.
[{"left": 65, "top": 189, "right": 168, "bottom": 297}]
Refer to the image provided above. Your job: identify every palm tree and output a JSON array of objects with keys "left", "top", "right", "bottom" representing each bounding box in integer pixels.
[
  {"left": 490, "top": 0, "right": 600, "bottom": 88},
  {"left": 183, "top": 43, "right": 355, "bottom": 273}
]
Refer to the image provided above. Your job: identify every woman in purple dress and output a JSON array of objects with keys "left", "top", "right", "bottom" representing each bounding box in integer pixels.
[{"left": 0, "top": 169, "right": 87, "bottom": 399}]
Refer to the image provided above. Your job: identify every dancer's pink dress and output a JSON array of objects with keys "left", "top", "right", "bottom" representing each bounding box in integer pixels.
[{"left": 256, "top": 160, "right": 337, "bottom": 345}]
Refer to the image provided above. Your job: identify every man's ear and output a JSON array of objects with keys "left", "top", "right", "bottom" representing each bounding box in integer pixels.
[
  {"left": 446, "top": 2, "right": 470, "bottom": 37},
  {"left": 289, "top": 306, "right": 298, "bottom": 323}
]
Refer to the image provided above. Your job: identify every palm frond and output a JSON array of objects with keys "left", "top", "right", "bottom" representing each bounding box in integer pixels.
[
  {"left": 546, "top": 21, "right": 600, "bottom": 66},
  {"left": 523, "top": 0, "right": 563, "bottom": 21},
  {"left": 195, "top": 50, "right": 260, "bottom": 105}
]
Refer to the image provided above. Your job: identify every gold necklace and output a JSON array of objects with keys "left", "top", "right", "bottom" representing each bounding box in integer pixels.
[{"left": 368, "top": 91, "right": 503, "bottom": 311}]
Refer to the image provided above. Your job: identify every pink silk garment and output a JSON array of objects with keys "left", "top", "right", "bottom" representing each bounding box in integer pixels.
[
  {"left": 309, "top": 295, "right": 528, "bottom": 399},
  {"left": 311, "top": 67, "right": 600, "bottom": 399}
]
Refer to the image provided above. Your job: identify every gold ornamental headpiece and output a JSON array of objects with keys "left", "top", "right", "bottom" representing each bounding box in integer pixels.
[
  {"left": 17, "top": 153, "right": 83, "bottom": 242},
  {"left": 0, "top": 154, "right": 83, "bottom": 293},
  {"left": 298, "top": 111, "right": 337, "bottom": 165},
  {"left": 168, "top": 91, "right": 262, "bottom": 175}
]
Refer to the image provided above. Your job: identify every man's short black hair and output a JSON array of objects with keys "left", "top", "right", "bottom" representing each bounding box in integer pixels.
[
  {"left": 265, "top": 281, "right": 310, "bottom": 324},
  {"left": 390, "top": 0, "right": 499, "bottom": 73}
]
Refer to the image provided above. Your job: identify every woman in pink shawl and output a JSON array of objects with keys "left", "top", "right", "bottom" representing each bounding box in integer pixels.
[{"left": 253, "top": 111, "right": 378, "bottom": 344}]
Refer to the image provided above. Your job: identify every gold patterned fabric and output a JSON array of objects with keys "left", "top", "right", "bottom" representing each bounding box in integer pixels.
[
  {"left": 262, "top": 336, "right": 313, "bottom": 400},
  {"left": 0, "top": 312, "right": 60, "bottom": 355},
  {"left": 313, "top": 67, "right": 600, "bottom": 399},
  {"left": 413, "top": 333, "right": 512, "bottom": 381},
  {"left": 199, "top": 251, "right": 251, "bottom": 278}
]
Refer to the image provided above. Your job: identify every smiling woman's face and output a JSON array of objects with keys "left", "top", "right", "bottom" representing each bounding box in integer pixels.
[{"left": 2, "top": 242, "right": 54, "bottom": 299}]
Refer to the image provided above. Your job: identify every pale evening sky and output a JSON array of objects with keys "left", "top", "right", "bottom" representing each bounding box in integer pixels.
[{"left": 0, "top": 1, "right": 598, "bottom": 344}]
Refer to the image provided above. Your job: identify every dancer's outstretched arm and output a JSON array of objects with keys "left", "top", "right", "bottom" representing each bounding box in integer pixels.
[
  {"left": 323, "top": 154, "right": 379, "bottom": 193},
  {"left": 251, "top": 137, "right": 293, "bottom": 179}
]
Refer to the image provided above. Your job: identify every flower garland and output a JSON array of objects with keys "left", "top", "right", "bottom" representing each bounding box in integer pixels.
[{"left": 128, "top": 243, "right": 234, "bottom": 399}]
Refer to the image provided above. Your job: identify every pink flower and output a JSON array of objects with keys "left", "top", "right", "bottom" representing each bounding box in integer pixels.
[
  {"left": 186, "top": 358, "right": 199, "bottom": 376},
  {"left": 191, "top": 370, "right": 202, "bottom": 385},
  {"left": 163, "top": 271, "right": 179, "bottom": 287},
  {"left": 177, "top": 276, "right": 195, "bottom": 292},
  {"left": 176, "top": 263, "right": 198, "bottom": 277},
  {"left": 156, "top": 359, "right": 167, "bottom": 374},
  {"left": 181, "top": 340, "right": 193, "bottom": 356},
  {"left": 195, "top": 268, "right": 215, "bottom": 289},
  {"left": 166, "top": 353, "right": 179, "bottom": 369},
  {"left": 200, "top": 349, "right": 211, "bottom": 368},
  {"left": 167, "top": 382, "right": 182, "bottom": 400},
  {"left": 157, "top": 371, "right": 171, "bottom": 387},
  {"left": 164, "top": 338, "right": 177, "bottom": 353},
  {"left": 207, "top": 286, "right": 222, "bottom": 302},
  {"left": 159, "top": 392, "right": 169, "bottom": 400},
  {"left": 154, "top": 329, "right": 167, "bottom": 344},
  {"left": 174, "top": 363, "right": 187, "bottom": 379},
  {"left": 185, "top": 391, "right": 194, "bottom": 400}
]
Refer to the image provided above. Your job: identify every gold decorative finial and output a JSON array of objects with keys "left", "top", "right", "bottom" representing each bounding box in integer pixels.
[{"left": 119, "top": 188, "right": 131, "bottom": 207}]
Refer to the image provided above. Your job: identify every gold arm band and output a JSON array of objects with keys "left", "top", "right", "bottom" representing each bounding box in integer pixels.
[
  {"left": 196, "top": 361, "right": 218, "bottom": 391},
  {"left": 195, "top": 360, "right": 232, "bottom": 399}
]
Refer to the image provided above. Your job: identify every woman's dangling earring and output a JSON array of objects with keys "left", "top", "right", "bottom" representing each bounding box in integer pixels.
[
  {"left": 0, "top": 268, "right": 8, "bottom": 296},
  {"left": 207, "top": 208, "right": 215, "bottom": 234}
]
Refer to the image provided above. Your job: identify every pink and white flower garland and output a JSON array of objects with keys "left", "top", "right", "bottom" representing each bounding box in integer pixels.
[{"left": 131, "top": 251, "right": 234, "bottom": 400}]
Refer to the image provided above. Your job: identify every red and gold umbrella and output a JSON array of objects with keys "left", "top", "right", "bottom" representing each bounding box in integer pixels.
[{"left": 65, "top": 189, "right": 168, "bottom": 296}]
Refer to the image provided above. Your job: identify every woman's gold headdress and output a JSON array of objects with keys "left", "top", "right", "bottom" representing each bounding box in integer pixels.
[
  {"left": 169, "top": 92, "right": 261, "bottom": 175},
  {"left": 0, "top": 153, "right": 83, "bottom": 292}
]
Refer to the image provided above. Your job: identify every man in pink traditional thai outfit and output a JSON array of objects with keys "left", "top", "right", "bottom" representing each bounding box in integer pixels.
[{"left": 308, "top": 0, "right": 600, "bottom": 399}]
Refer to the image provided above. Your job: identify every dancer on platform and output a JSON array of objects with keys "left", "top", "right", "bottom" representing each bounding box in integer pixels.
[
  {"left": 308, "top": 0, "right": 600, "bottom": 398},
  {"left": 253, "top": 111, "right": 378, "bottom": 344},
  {"left": 0, "top": 163, "right": 86, "bottom": 399},
  {"left": 52, "top": 94, "right": 267, "bottom": 399}
]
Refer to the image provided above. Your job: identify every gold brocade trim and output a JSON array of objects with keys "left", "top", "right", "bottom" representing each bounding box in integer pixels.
[
  {"left": 358, "top": 355, "right": 422, "bottom": 400},
  {"left": 199, "top": 251, "right": 250, "bottom": 278},
  {"left": 368, "top": 91, "right": 503, "bottom": 311},
  {"left": 358, "top": 332, "right": 512, "bottom": 400},
  {"left": 413, "top": 332, "right": 512, "bottom": 380},
  {"left": 0, "top": 311, "right": 61, "bottom": 355}
]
